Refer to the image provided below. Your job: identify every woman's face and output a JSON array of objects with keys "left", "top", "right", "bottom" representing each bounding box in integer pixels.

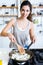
[{"left": 20, "top": 5, "right": 30, "bottom": 19}]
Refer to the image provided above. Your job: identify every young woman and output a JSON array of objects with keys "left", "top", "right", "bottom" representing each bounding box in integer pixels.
[
  {"left": 1, "top": 1, "right": 36, "bottom": 65},
  {"left": 1, "top": 0, "right": 36, "bottom": 53}
]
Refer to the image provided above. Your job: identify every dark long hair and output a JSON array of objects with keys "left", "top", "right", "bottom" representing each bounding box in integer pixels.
[{"left": 20, "top": 1, "right": 32, "bottom": 21}]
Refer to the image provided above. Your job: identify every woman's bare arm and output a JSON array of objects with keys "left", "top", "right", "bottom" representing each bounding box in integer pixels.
[
  {"left": 29, "top": 22, "right": 36, "bottom": 42},
  {"left": 1, "top": 18, "right": 15, "bottom": 36}
]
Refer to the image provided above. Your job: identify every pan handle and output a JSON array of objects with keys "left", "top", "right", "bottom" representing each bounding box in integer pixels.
[{"left": 27, "top": 42, "right": 33, "bottom": 49}]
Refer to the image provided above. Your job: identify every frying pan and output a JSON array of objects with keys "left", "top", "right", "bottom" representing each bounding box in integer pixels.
[
  {"left": 9, "top": 42, "right": 33, "bottom": 63},
  {"left": 9, "top": 50, "right": 33, "bottom": 63}
]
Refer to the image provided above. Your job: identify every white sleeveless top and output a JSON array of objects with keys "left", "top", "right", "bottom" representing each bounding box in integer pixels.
[{"left": 9, "top": 20, "right": 31, "bottom": 49}]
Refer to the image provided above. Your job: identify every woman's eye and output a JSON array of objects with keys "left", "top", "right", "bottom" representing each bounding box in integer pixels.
[
  {"left": 27, "top": 10, "right": 29, "bottom": 12},
  {"left": 22, "top": 9, "right": 24, "bottom": 11}
]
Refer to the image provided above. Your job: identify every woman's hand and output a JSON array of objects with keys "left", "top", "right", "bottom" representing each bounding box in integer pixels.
[
  {"left": 32, "top": 36, "right": 36, "bottom": 43},
  {"left": 17, "top": 44, "right": 25, "bottom": 54},
  {"left": 8, "top": 33, "right": 16, "bottom": 43}
]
